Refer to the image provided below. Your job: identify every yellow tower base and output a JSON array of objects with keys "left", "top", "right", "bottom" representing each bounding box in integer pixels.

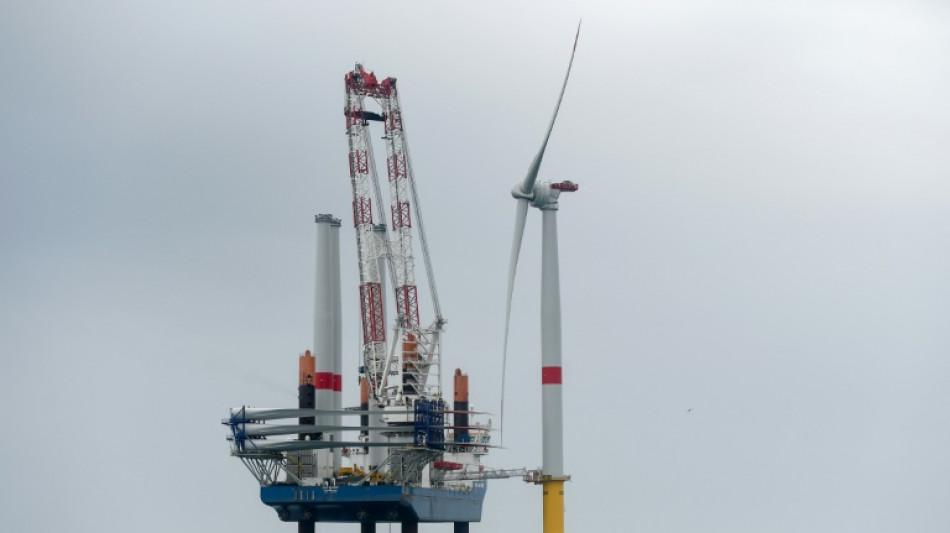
[
  {"left": 525, "top": 473, "right": 570, "bottom": 533},
  {"left": 542, "top": 479, "right": 565, "bottom": 533}
]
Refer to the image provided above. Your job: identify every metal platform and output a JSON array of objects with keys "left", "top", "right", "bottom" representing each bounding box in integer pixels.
[{"left": 261, "top": 481, "right": 487, "bottom": 523}]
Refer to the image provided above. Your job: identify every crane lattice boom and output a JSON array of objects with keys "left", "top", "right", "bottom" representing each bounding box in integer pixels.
[{"left": 344, "top": 64, "right": 442, "bottom": 404}]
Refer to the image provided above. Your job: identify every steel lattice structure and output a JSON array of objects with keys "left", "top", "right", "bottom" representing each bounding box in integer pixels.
[
  {"left": 344, "top": 64, "right": 442, "bottom": 404},
  {"left": 380, "top": 87, "right": 420, "bottom": 330},
  {"left": 344, "top": 67, "right": 388, "bottom": 394}
]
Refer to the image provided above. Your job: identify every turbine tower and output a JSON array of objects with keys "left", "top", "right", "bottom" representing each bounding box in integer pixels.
[{"left": 503, "top": 25, "right": 580, "bottom": 533}]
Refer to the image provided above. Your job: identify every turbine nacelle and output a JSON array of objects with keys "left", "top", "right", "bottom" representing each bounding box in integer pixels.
[{"left": 511, "top": 180, "right": 579, "bottom": 211}]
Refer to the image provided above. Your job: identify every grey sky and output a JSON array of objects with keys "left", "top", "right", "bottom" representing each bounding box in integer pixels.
[{"left": 2, "top": 1, "right": 949, "bottom": 532}]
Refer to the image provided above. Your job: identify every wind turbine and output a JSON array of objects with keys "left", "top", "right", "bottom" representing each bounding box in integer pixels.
[{"left": 502, "top": 24, "right": 580, "bottom": 533}]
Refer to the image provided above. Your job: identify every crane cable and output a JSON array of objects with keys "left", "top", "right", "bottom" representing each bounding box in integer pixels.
[{"left": 396, "top": 90, "right": 443, "bottom": 324}]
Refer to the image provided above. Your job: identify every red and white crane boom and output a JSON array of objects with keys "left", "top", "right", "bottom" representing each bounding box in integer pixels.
[
  {"left": 344, "top": 66, "right": 389, "bottom": 396},
  {"left": 344, "top": 64, "right": 443, "bottom": 405}
]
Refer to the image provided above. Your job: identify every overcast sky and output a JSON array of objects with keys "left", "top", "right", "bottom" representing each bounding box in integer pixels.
[{"left": 2, "top": 1, "right": 949, "bottom": 532}]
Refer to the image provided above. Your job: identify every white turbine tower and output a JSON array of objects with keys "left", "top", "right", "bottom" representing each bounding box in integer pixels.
[{"left": 502, "top": 25, "right": 580, "bottom": 533}]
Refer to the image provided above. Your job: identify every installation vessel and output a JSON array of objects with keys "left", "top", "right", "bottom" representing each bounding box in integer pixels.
[{"left": 222, "top": 64, "right": 526, "bottom": 533}]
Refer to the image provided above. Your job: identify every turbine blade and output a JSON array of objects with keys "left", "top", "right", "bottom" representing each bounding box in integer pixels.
[
  {"left": 238, "top": 424, "right": 395, "bottom": 437},
  {"left": 240, "top": 440, "right": 398, "bottom": 453},
  {"left": 227, "top": 407, "right": 366, "bottom": 422},
  {"left": 518, "top": 21, "right": 582, "bottom": 196},
  {"left": 500, "top": 198, "right": 530, "bottom": 445}
]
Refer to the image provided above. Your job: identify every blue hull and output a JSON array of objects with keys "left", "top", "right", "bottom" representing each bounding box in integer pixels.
[{"left": 261, "top": 482, "right": 487, "bottom": 523}]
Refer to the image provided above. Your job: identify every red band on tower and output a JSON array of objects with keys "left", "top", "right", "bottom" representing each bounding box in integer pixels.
[
  {"left": 315, "top": 372, "right": 334, "bottom": 390},
  {"left": 541, "top": 366, "right": 562, "bottom": 385},
  {"left": 333, "top": 375, "right": 342, "bottom": 392}
]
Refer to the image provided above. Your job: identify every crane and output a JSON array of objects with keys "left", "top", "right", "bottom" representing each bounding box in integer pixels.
[{"left": 344, "top": 63, "right": 444, "bottom": 419}]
